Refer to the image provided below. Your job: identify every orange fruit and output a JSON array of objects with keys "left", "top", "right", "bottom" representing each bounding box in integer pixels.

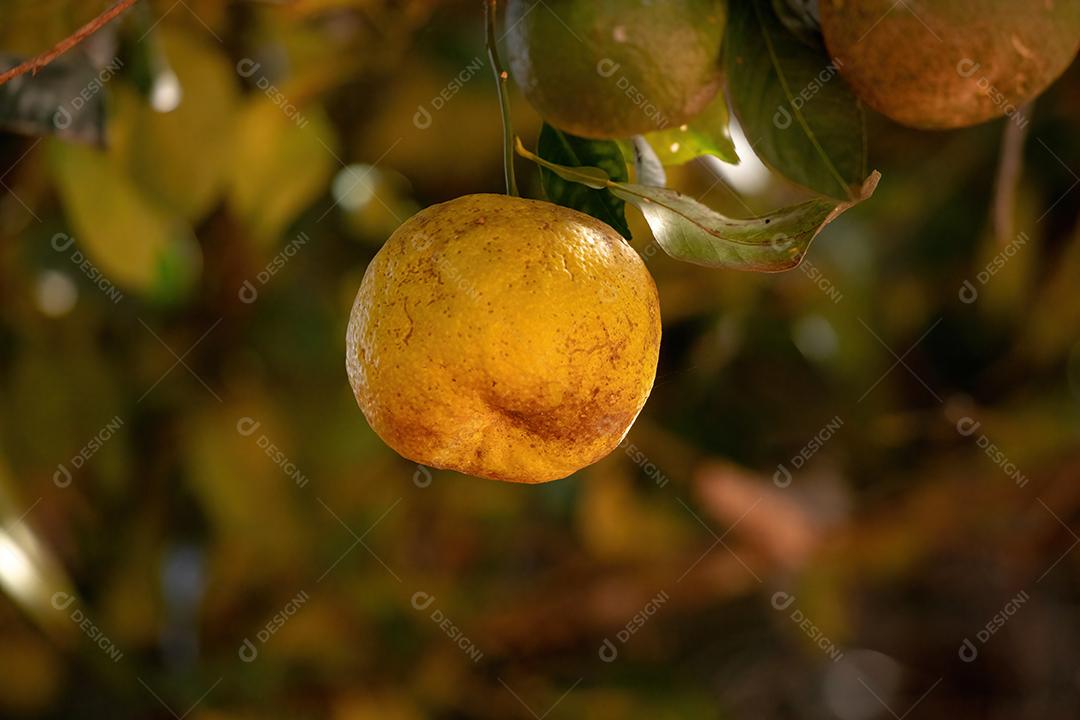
[
  {"left": 820, "top": 0, "right": 1080, "bottom": 129},
  {"left": 346, "top": 194, "right": 661, "bottom": 483},
  {"left": 505, "top": 0, "right": 726, "bottom": 138}
]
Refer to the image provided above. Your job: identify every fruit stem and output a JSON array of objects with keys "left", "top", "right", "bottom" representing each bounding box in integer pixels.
[{"left": 485, "top": 0, "right": 518, "bottom": 197}]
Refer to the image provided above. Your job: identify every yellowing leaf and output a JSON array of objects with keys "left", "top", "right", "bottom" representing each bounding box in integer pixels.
[
  {"left": 128, "top": 28, "right": 238, "bottom": 222},
  {"left": 228, "top": 98, "right": 336, "bottom": 246},
  {"left": 183, "top": 403, "right": 312, "bottom": 580},
  {"left": 48, "top": 139, "right": 201, "bottom": 298},
  {"left": 644, "top": 94, "right": 739, "bottom": 166}
]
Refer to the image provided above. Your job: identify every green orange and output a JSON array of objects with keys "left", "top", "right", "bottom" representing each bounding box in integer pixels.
[{"left": 505, "top": 0, "right": 726, "bottom": 138}]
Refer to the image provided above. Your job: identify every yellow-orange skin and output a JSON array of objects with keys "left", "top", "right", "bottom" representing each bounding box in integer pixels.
[{"left": 346, "top": 194, "right": 661, "bottom": 483}]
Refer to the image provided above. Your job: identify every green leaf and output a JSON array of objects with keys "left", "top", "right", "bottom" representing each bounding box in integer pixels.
[
  {"left": 610, "top": 177, "right": 878, "bottom": 271},
  {"left": 644, "top": 94, "right": 739, "bottom": 166},
  {"left": 725, "top": 0, "right": 866, "bottom": 200},
  {"left": 537, "top": 123, "right": 631, "bottom": 240},
  {"left": 516, "top": 137, "right": 880, "bottom": 272}
]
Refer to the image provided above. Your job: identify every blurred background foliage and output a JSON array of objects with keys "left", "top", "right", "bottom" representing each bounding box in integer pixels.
[{"left": 0, "top": 0, "right": 1079, "bottom": 718}]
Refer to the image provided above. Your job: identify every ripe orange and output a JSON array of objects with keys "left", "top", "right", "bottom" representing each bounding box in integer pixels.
[{"left": 346, "top": 194, "right": 661, "bottom": 483}]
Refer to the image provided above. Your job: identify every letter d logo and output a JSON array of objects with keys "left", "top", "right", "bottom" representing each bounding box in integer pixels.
[
  {"left": 413, "top": 105, "right": 432, "bottom": 130},
  {"left": 53, "top": 106, "right": 72, "bottom": 130},
  {"left": 236, "top": 417, "right": 261, "bottom": 437},
  {"left": 54, "top": 464, "right": 73, "bottom": 488},
  {"left": 955, "top": 58, "right": 980, "bottom": 78},
  {"left": 239, "top": 638, "right": 259, "bottom": 662},
  {"left": 773, "top": 105, "right": 792, "bottom": 129},
  {"left": 413, "top": 465, "right": 433, "bottom": 488},
  {"left": 236, "top": 59, "right": 261, "bottom": 78},
  {"left": 51, "top": 233, "right": 75, "bottom": 252},
  {"left": 238, "top": 280, "right": 259, "bottom": 304},
  {"left": 956, "top": 416, "right": 981, "bottom": 437},
  {"left": 51, "top": 592, "right": 75, "bottom": 611},
  {"left": 411, "top": 591, "right": 435, "bottom": 611},
  {"left": 771, "top": 591, "right": 795, "bottom": 611},
  {"left": 596, "top": 58, "right": 620, "bottom": 78},
  {"left": 773, "top": 464, "right": 792, "bottom": 489}
]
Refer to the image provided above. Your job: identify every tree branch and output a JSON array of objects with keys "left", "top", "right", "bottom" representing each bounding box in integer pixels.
[{"left": 0, "top": 0, "right": 139, "bottom": 87}]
